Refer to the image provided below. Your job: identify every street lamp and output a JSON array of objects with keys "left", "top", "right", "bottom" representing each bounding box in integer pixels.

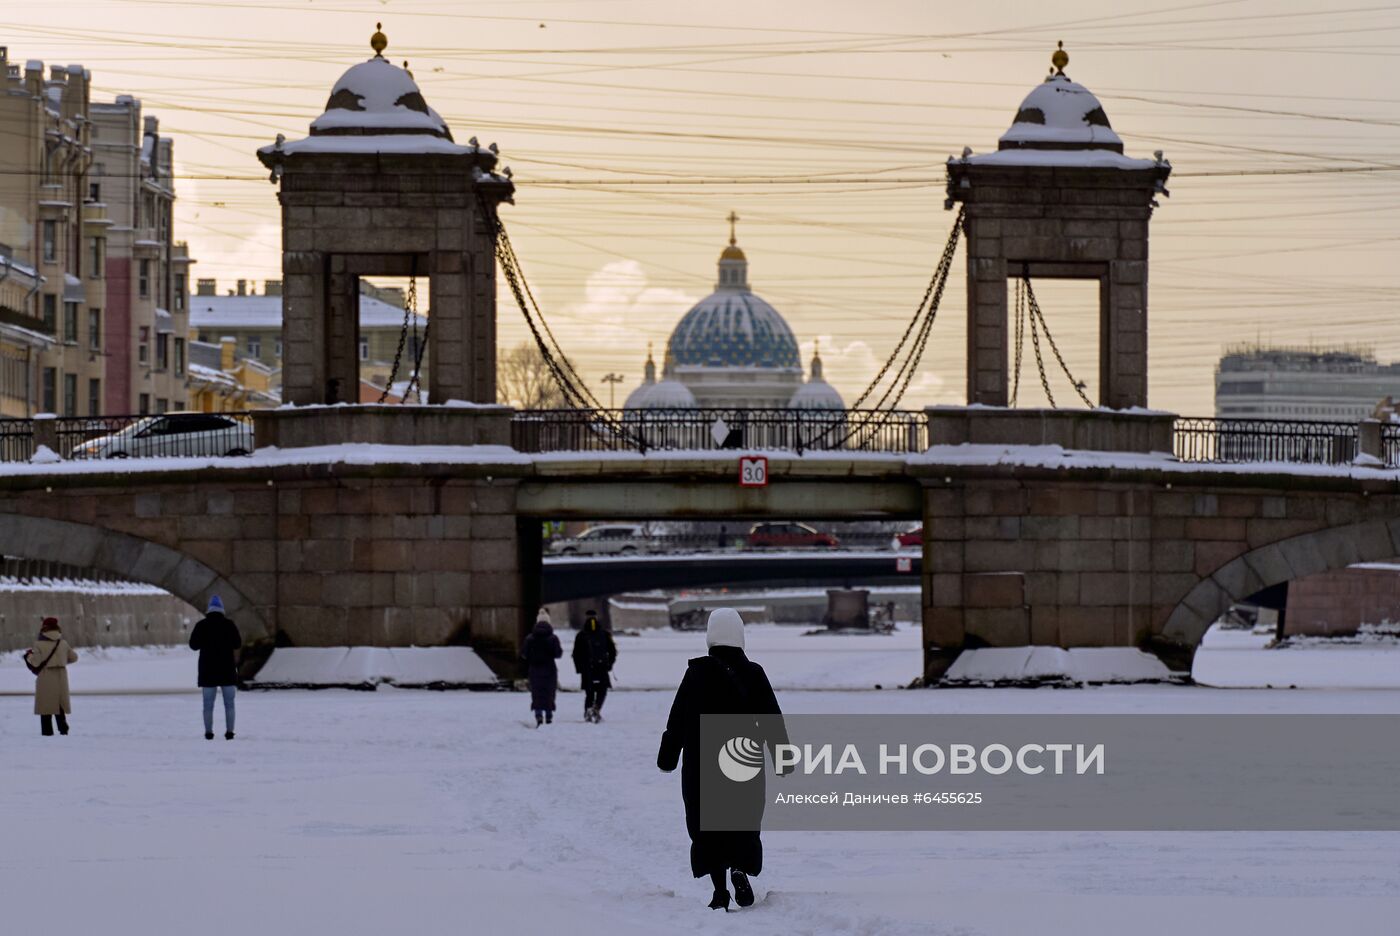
[{"left": 601, "top": 372, "right": 624, "bottom": 409}]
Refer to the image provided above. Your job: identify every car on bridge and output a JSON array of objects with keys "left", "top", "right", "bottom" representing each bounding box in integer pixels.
[
  {"left": 69, "top": 413, "right": 254, "bottom": 460},
  {"left": 892, "top": 525, "right": 923, "bottom": 549},
  {"left": 747, "top": 522, "right": 840, "bottom": 549},
  {"left": 548, "top": 524, "right": 651, "bottom": 556}
]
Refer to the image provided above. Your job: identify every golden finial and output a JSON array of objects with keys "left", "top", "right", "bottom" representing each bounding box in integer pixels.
[
  {"left": 403, "top": 60, "right": 412, "bottom": 78},
  {"left": 370, "top": 22, "right": 388, "bottom": 57},
  {"left": 727, "top": 210, "right": 739, "bottom": 246},
  {"left": 1051, "top": 40, "right": 1068, "bottom": 76}
]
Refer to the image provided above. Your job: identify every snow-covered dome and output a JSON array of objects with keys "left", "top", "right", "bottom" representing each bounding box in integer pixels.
[
  {"left": 308, "top": 25, "right": 452, "bottom": 139},
  {"left": 998, "top": 43, "right": 1122, "bottom": 153},
  {"left": 622, "top": 347, "right": 658, "bottom": 409},
  {"left": 789, "top": 346, "right": 845, "bottom": 410},
  {"left": 645, "top": 378, "right": 698, "bottom": 409},
  {"left": 667, "top": 236, "right": 800, "bottom": 370}
]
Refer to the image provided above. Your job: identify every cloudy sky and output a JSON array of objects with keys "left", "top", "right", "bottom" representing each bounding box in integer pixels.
[{"left": 11, "top": 0, "right": 1400, "bottom": 414}]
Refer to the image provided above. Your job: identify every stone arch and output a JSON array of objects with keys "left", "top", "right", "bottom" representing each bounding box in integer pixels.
[
  {"left": 0, "top": 513, "right": 270, "bottom": 639},
  {"left": 1162, "top": 517, "right": 1400, "bottom": 648}
]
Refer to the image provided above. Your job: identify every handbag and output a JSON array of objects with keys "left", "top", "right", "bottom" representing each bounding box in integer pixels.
[{"left": 24, "top": 637, "right": 63, "bottom": 677}]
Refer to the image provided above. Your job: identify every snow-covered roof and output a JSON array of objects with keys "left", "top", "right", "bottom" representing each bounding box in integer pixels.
[
  {"left": 636, "top": 379, "right": 697, "bottom": 409},
  {"left": 310, "top": 57, "right": 450, "bottom": 139},
  {"left": 189, "top": 293, "right": 423, "bottom": 330},
  {"left": 790, "top": 377, "right": 845, "bottom": 410},
  {"left": 963, "top": 149, "right": 1161, "bottom": 171},
  {"left": 269, "top": 135, "right": 476, "bottom": 157},
  {"left": 999, "top": 68, "right": 1121, "bottom": 152}
]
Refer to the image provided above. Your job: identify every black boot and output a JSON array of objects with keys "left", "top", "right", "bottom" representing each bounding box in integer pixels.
[
  {"left": 534, "top": 711, "right": 544, "bottom": 727},
  {"left": 731, "top": 870, "right": 754, "bottom": 908},
  {"left": 545, "top": 711, "right": 553, "bottom": 724},
  {"left": 56, "top": 713, "right": 69, "bottom": 736},
  {"left": 225, "top": 731, "right": 235, "bottom": 741},
  {"left": 708, "top": 870, "right": 730, "bottom": 910},
  {"left": 205, "top": 731, "right": 215, "bottom": 740},
  {"left": 40, "top": 715, "right": 53, "bottom": 737}
]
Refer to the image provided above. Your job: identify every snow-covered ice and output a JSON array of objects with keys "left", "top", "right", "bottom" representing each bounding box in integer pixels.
[
  {"left": 4, "top": 685, "right": 1399, "bottom": 936},
  {"left": 252, "top": 646, "right": 497, "bottom": 687}
]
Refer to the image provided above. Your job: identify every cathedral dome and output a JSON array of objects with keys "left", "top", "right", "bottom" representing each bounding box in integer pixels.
[
  {"left": 645, "top": 378, "right": 698, "bottom": 409},
  {"left": 997, "top": 43, "right": 1122, "bottom": 153},
  {"left": 309, "top": 26, "right": 452, "bottom": 139},
  {"left": 789, "top": 346, "right": 845, "bottom": 410},
  {"left": 668, "top": 290, "right": 801, "bottom": 370}
]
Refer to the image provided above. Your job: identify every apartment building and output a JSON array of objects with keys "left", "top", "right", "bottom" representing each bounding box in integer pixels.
[
  {"left": 90, "top": 96, "right": 191, "bottom": 415},
  {"left": 1215, "top": 345, "right": 1400, "bottom": 422},
  {"left": 0, "top": 47, "right": 109, "bottom": 417}
]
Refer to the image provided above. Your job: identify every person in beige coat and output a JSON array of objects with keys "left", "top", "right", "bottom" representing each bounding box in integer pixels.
[{"left": 25, "top": 617, "right": 78, "bottom": 736}]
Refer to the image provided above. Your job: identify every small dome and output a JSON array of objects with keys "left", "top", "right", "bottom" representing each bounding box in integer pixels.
[
  {"left": 622, "top": 383, "right": 655, "bottom": 409},
  {"left": 641, "top": 378, "right": 697, "bottom": 409},
  {"left": 789, "top": 380, "right": 845, "bottom": 410},
  {"left": 310, "top": 42, "right": 451, "bottom": 139},
  {"left": 998, "top": 46, "right": 1121, "bottom": 153},
  {"left": 720, "top": 244, "right": 746, "bottom": 262}
]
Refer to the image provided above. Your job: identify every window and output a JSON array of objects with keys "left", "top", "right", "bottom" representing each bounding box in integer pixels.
[
  {"left": 174, "top": 274, "right": 186, "bottom": 311},
  {"left": 138, "top": 259, "right": 150, "bottom": 298},
  {"left": 155, "top": 398, "right": 168, "bottom": 414},
  {"left": 359, "top": 337, "right": 369, "bottom": 361},
  {"left": 275, "top": 339, "right": 282, "bottom": 358},
  {"left": 41, "top": 368, "right": 56, "bottom": 413},
  {"left": 42, "top": 294, "right": 57, "bottom": 333},
  {"left": 63, "top": 373, "right": 77, "bottom": 417},
  {"left": 156, "top": 334, "right": 169, "bottom": 371},
  {"left": 138, "top": 393, "right": 150, "bottom": 415},
  {"left": 63, "top": 302, "right": 78, "bottom": 344},
  {"left": 87, "top": 379, "right": 100, "bottom": 416},
  {"left": 88, "top": 308, "right": 101, "bottom": 352},
  {"left": 42, "top": 221, "right": 57, "bottom": 262},
  {"left": 247, "top": 336, "right": 261, "bottom": 358},
  {"left": 88, "top": 182, "right": 100, "bottom": 202},
  {"left": 88, "top": 237, "right": 103, "bottom": 278},
  {"left": 138, "top": 327, "right": 149, "bottom": 365},
  {"left": 174, "top": 338, "right": 185, "bottom": 376}
]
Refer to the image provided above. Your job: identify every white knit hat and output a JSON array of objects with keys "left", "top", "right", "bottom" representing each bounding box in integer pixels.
[
  {"left": 536, "top": 607, "right": 552, "bottom": 624},
  {"left": 705, "top": 608, "right": 745, "bottom": 650}
]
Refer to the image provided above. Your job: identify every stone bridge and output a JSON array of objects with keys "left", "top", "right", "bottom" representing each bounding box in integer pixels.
[{"left": 3, "top": 448, "right": 1399, "bottom": 677}]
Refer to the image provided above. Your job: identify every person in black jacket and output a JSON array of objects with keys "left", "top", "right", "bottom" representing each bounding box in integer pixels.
[
  {"left": 657, "top": 608, "right": 788, "bottom": 911},
  {"left": 522, "top": 609, "right": 563, "bottom": 726},
  {"left": 189, "top": 595, "right": 241, "bottom": 740},
  {"left": 572, "top": 610, "right": 617, "bottom": 723}
]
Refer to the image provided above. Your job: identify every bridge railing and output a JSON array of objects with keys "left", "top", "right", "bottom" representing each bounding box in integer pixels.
[
  {"left": 0, "top": 413, "right": 255, "bottom": 463},
  {"left": 1172, "top": 417, "right": 1360, "bottom": 465},
  {"left": 511, "top": 408, "right": 929, "bottom": 454},
  {"left": 544, "top": 530, "right": 903, "bottom": 555}
]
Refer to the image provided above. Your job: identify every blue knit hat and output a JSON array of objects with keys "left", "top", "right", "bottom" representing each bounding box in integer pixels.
[{"left": 207, "top": 595, "right": 225, "bottom": 614}]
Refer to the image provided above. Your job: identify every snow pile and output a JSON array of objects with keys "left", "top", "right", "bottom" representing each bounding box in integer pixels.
[
  {"left": 29, "top": 444, "right": 59, "bottom": 464},
  {"left": 942, "top": 646, "right": 1175, "bottom": 687},
  {"left": 1194, "top": 622, "right": 1400, "bottom": 689},
  {"left": 0, "top": 576, "right": 171, "bottom": 595},
  {"left": 252, "top": 646, "right": 499, "bottom": 689}
]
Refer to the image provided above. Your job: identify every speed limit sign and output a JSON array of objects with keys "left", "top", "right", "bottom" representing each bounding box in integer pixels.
[{"left": 739, "top": 455, "right": 768, "bottom": 488}]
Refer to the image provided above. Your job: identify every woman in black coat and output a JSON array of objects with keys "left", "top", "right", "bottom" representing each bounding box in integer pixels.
[
  {"left": 521, "top": 609, "right": 562, "bottom": 726},
  {"left": 657, "top": 608, "right": 787, "bottom": 911}
]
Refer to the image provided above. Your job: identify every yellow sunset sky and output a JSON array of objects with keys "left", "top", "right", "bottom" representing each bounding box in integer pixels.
[{"left": 8, "top": 0, "right": 1399, "bottom": 414}]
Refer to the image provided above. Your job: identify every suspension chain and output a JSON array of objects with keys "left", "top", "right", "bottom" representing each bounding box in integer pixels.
[
  {"left": 403, "top": 276, "right": 428, "bottom": 404},
  {"left": 1010, "top": 275, "right": 1025, "bottom": 407},
  {"left": 1025, "top": 285, "right": 1055, "bottom": 408},
  {"left": 378, "top": 274, "right": 416, "bottom": 404},
  {"left": 1022, "top": 276, "right": 1093, "bottom": 408}
]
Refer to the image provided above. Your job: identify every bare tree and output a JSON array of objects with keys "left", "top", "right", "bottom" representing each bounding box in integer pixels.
[{"left": 497, "top": 342, "right": 575, "bottom": 409}]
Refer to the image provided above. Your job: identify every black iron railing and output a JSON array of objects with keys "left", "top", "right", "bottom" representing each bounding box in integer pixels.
[
  {"left": 511, "top": 408, "right": 929, "bottom": 454},
  {"left": 1173, "top": 417, "right": 1360, "bottom": 465},
  {"left": 0, "top": 413, "right": 255, "bottom": 463}
]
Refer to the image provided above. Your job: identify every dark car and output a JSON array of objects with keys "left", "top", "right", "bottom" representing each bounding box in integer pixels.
[
  {"left": 892, "top": 525, "right": 923, "bottom": 549},
  {"left": 747, "top": 522, "right": 839, "bottom": 549}
]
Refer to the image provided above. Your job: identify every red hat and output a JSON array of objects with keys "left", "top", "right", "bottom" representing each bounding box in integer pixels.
[{"left": 40, "top": 617, "right": 60, "bottom": 631}]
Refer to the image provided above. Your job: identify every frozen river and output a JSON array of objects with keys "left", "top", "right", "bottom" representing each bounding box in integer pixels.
[{"left": 5, "top": 682, "right": 1399, "bottom": 936}]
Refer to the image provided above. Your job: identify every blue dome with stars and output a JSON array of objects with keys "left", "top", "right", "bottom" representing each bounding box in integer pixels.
[{"left": 665, "top": 237, "right": 801, "bottom": 370}]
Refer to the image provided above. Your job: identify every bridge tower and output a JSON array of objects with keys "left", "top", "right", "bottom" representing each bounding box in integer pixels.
[
  {"left": 256, "top": 25, "right": 513, "bottom": 412},
  {"left": 945, "top": 43, "right": 1170, "bottom": 411}
]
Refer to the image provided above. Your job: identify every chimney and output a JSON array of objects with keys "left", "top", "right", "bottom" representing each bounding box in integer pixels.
[
  {"left": 220, "top": 336, "right": 236, "bottom": 372},
  {"left": 263, "top": 279, "right": 282, "bottom": 297},
  {"left": 196, "top": 278, "right": 215, "bottom": 296},
  {"left": 236, "top": 279, "right": 247, "bottom": 296}
]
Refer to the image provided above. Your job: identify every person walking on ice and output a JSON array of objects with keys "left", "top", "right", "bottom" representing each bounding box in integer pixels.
[
  {"left": 190, "top": 595, "right": 241, "bottom": 740},
  {"left": 572, "top": 609, "right": 616, "bottom": 723},
  {"left": 657, "top": 608, "right": 788, "bottom": 911},
  {"left": 522, "top": 608, "right": 562, "bottom": 726},
  {"left": 25, "top": 617, "right": 77, "bottom": 737}
]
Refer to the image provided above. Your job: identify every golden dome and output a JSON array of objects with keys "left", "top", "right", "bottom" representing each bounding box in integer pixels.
[{"left": 720, "top": 244, "right": 746, "bottom": 261}]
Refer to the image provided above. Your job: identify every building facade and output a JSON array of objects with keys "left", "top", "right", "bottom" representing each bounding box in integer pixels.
[
  {"left": 1215, "top": 345, "right": 1400, "bottom": 422},
  {"left": 189, "top": 279, "right": 427, "bottom": 392},
  {"left": 0, "top": 48, "right": 110, "bottom": 418},
  {"left": 90, "top": 97, "right": 191, "bottom": 415}
]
